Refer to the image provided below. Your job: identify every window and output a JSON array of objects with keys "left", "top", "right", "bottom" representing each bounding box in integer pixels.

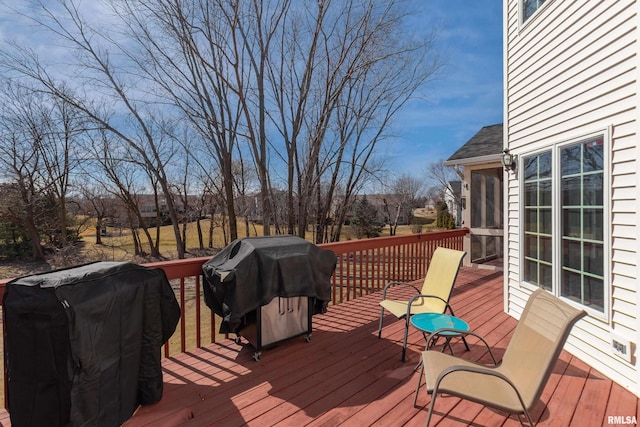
[
  {"left": 560, "top": 137, "right": 604, "bottom": 310},
  {"left": 523, "top": 151, "right": 552, "bottom": 291},
  {"left": 523, "top": 0, "right": 547, "bottom": 22},
  {"left": 521, "top": 135, "right": 606, "bottom": 312}
]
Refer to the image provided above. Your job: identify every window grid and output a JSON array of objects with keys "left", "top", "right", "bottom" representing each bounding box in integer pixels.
[
  {"left": 521, "top": 136, "right": 605, "bottom": 313},
  {"left": 560, "top": 139, "right": 604, "bottom": 311},
  {"left": 523, "top": 151, "right": 552, "bottom": 291}
]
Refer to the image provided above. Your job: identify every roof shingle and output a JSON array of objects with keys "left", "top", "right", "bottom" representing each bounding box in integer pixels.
[{"left": 446, "top": 123, "right": 503, "bottom": 162}]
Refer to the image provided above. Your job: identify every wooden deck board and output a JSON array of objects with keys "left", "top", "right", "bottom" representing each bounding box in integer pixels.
[
  {"left": 0, "top": 267, "right": 638, "bottom": 426},
  {"left": 605, "top": 382, "right": 639, "bottom": 425},
  {"left": 569, "top": 360, "right": 612, "bottom": 427}
]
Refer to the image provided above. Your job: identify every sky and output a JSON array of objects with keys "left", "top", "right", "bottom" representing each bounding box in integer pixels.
[
  {"left": 0, "top": 1, "right": 504, "bottom": 183},
  {"left": 390, "top": 0, "right": 504, "bottom": 174}
]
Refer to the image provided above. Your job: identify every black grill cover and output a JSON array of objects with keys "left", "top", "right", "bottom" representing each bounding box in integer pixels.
[
  {"left": 3, "top": 261, "right": 180, "bottom": 427},
  {"left": 202, "top": 236, "right": 337, "bottom": 333}
]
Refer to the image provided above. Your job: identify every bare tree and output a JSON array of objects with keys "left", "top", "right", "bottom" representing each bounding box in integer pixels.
[
  {"left": 106, "top": 0, "right": 248, "bottom": 242},
  {"left": 223, "top": 0, "right": 290, "bottom": 236},
  {"left": 267, "top": 0, "right": 440, "bottom": 241},
  {"left": 0, "top": 84, "right": 50, "bottom": 260},
  {"left": 1, "top": 0, "right": 442, "bottom": 252},
  {"left": 386, "top": 174, "right": 424, "bottom": 235},
  {"left": 427, "top": 159, "right": 460, "bottom": 201},
  {"left": 82, "top": 132, "right": 163, "bottom": 257},
  {"left": 231, "top": 158, "right": 258, "bottom": 238},
  {"left": 393, "top": 174, "right": 424, "bottom": 202},
  {"left": 76, "top": 183, "right": 114, "bottom": 245},
  {"left": 38, "top": 90, "right": 87, "bottom": 250},
  {"left": 0, "top": 0, "right": 189, "bottom": 257}
]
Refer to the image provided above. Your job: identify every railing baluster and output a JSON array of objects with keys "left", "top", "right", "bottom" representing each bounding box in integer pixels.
[
  {"left": 210, "top": 310, "right": 215, "bottom": 344},
  {"left": 346, "top": 252, "right": 351, "bottom": 302},
  {"left": 331, "top": 260, "right": 337, "bottom": 304},
  {"left": 196, "top": 275, "right": 201, "bottom": 349},
  {"left": 376, "top": 247, "right": 381, "bottom": 285},
  {"left": 180, "top": 278, "right": 186, "bottom": 353},
  {"left": 358, "top": 249, "right": 363, "bottom": 298}
]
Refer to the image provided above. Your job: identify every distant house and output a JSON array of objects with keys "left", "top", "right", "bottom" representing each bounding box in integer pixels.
[
  {"left": 237, "top": 190, "right": 289, "bottom": 225},
  {"left": 444, "top": 123, "right": 503, "bottom": 269},
  {"left": 109, "top": 194, "right": 205, "bottom": 228},
  {"left": 504, "top": 0, "right": 640, "bottom": 396},
  {"left": 423, "top": 197, "right": 437, "bottom": 211},
  {"left": 443, "top": 180, "right": 462, "bottom": 227},
  {"left": 137, "top": 195, "right": 169, "bottom": 221}
]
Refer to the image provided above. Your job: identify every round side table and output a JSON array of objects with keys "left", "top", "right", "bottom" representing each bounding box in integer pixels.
[{"left": 410, "top": 312, "right": 470, "bottom": 356}]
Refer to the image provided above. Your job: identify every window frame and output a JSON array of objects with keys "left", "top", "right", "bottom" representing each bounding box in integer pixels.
[
  {"left": 518, "top": 130, "right": 610, "bottom": 320},
  {"left": 521, "top": 150, "right": 553, "bottom": 292},
  {"left": 520, "top": 0, "right": 550, "bottom": 26}
]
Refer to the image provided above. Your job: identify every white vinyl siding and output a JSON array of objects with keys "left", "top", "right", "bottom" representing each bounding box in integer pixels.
[{"left": 504, "top": 0, "right": 640, "bottom": 394}]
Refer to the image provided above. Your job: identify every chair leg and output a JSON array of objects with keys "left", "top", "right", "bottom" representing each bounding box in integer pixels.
[
  {"left": 402, "top": 315, "right": 410, "bottom": 362},
  {"left": 378, "top": 306, "right": 385, "bottom": 338},
  {"left": 521, "top": 407, "right": 536, "bottom": 426},
  {"left": 425, "top": 387, "right": 438, "bottom": 427},
  {"left": 461, "top": 335, "right": 470, "bottom": 351},
  {"left": 443, "top": 337, "right": 455, "bottom": 355},
  {"left": 413, "top": 363, "right": 424, "bottom": 406}
]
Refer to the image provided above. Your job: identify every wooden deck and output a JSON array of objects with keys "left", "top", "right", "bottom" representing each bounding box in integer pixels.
[{"left": 1, "top": 267, "right": 638, "bottom": 426}]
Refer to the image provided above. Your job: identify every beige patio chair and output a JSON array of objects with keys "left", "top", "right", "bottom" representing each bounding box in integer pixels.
[
  {"left": 377, "top": 247, "right": 466, "bottom": 361},
  {"left": 415, "top": 288, "right": 587, "bottom": 426}
]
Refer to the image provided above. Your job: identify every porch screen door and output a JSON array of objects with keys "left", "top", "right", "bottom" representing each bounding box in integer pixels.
[{"left": 470, "top": 167, "right": 504, "bottom": 265}]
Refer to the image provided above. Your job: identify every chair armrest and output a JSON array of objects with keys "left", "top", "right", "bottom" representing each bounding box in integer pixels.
[
  {"left": 382, "top": 281, "right": 421, "bottom": 299},
  {"left": 434, "top": 364, "right": 527, "bottom": 410},
  {"left": 406, "top": 294, "right": 451, "bottom": 316},
  {"left": 407, "top": 293, "right": 448, "bottom": 306},
  {"left": 427, "top": 328, "right": 498, "bottom": 365}
]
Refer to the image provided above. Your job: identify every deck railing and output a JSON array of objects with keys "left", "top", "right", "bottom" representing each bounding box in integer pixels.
[
  {"left": 145, "top": 229, "right": 469, "bottom": 355},
  {"left": 0, "top": 229, "right": 468, "bottom": 406}
]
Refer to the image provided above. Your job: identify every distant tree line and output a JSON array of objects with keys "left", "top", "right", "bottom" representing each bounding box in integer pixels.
[{"left": 0, "top": 0, "right": 442, "bottom": 260}]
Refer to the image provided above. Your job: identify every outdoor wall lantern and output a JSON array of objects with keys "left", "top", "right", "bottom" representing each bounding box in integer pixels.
[{"left": 501, "top": 149, "right": 517, "bottom": 173}]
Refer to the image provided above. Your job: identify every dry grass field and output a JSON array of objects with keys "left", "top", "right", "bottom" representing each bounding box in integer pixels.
[{"left": 1, "top": 213, "right": 438, "bottom": 279}]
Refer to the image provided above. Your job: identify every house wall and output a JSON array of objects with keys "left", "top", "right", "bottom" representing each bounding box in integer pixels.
[
  {"left": 504, "top": 0, "right": 640, "bottom": 394},
  {"left": 443, "top": 182, "right": 463, "bottom": 227}
]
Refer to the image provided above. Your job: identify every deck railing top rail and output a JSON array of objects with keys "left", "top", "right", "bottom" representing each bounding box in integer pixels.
[{"left": 320, "top": 229, "right": 467, "bottom": 252}]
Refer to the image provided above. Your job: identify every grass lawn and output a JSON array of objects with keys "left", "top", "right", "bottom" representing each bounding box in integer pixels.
[{"left": 85, "top": 216, "right": 437, "bottom": 262}]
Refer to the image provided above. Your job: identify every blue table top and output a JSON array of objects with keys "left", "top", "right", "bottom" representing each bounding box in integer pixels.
[{"left": 410, "top": 313, "right": 469, "bottom": 336}]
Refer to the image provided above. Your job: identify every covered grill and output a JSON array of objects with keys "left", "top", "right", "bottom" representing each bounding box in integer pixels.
[
  {"left": 2, "top": 262, "right": 180, "bottom": 427},
  {"left": 202, "top": 236, "right": 336, "bottom": 359}
]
